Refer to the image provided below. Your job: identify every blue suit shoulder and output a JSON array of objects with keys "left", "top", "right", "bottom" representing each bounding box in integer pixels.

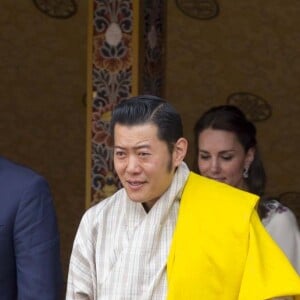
[
  {"left": 0, "top": 157, "right": 63, "bottom": 299},
  {"left": 0, "top": 156, "right": 47, "bottom": 184}
]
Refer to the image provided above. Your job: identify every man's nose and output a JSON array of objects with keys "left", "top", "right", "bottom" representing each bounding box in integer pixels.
[{"left": 126, "top": 155, "right": 141, "bottom": 173}]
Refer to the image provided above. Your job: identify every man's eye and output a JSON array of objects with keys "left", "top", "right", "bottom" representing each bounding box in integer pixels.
[
  {"left": 139, "top": 152, "right": 150, "bottom": 157},
  {"left": 115, "top": 151, "right": 125, "bottom": 157}
]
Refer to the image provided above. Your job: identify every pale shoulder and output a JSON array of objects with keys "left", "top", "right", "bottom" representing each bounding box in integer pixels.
[{"left": 262, "top": 199, "right": 299, "bottom": 230}]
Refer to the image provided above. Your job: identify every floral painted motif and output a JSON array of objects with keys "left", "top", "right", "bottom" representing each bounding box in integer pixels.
[
  {"left": 93, "top": 33, "right": 132, "bottom": 73},
  {"left": 91, "top": 0, "right": 133, "bottom": 202},
  {"left": 227, "top": 92, "right": 272, "bottom": 122},
  {"left": 261, "top": 199, "right": 288, "bottom": 226},
  {"left": 33, "top": 0, "right": 77, "bottom": 18},
  {"left": 90, "top": 0, "right": 165, "bottom": 203},
  {"left": 143, "top": 0, "right": 165, "bottom": 95},
  {"left": 93, "top": 0, "right": 133, "bottom": 73}
]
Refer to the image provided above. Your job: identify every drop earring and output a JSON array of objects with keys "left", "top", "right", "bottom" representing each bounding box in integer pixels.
[{"left": 243, "top": 166, "right": 249, "bottom": 178}]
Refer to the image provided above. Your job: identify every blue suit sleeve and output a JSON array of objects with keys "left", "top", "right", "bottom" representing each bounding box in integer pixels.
[{"left": 14, "top": 176, "right": 63, "bottom": 299}]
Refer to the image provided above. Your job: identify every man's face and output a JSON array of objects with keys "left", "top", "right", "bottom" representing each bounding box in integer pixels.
[{"left": 113, "top": 123, "right": 176, "bottom": 211}]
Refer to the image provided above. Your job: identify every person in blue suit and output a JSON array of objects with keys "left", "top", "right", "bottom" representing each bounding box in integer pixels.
[{"left": 0, "top": 156, "right": 63, "bottom": 299}]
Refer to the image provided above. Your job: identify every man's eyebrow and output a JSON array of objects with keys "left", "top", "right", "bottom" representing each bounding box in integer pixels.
[
  {"left": 114, "top": 144, "right": 151, "bottom": 150},
  {"left": 113, "top": 146, "right": 125, "bottom": 150},
  {"left": 134, "top": 144, "right": 151, "bottom": 150}
]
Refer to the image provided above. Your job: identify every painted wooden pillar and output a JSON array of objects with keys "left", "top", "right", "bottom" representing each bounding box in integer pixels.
[{"left": 86, "top": 0, "right": 165, "bottom": 207}]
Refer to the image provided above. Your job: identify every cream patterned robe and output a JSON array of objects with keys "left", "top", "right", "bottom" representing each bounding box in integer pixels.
[{"left": 66, "top": 163, "right": 190, "bottom": 300}]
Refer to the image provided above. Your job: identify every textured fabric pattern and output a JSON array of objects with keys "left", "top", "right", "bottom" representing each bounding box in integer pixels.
[
  {"left": 66, "top": 163, "right": 190, "bottom": 299},
  {"left": 262, "top": 199, "right": 300, "bottom": 274}
]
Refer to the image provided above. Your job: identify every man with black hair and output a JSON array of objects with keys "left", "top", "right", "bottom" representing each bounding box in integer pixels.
[{"left": 67, "top": 95, "right": 300, "bottom": 300}]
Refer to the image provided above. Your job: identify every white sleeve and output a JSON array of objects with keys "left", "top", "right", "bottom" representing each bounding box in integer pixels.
[
  {"left": 265, "top": 208, "right": 300, "bottom": 274},
  {"left": 66, "top": 210, "right": 96, "bottom": 300}
]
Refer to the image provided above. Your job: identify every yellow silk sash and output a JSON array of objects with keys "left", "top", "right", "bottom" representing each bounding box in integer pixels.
[{"left": 167, "top": 172, "right": 300, "bottom": 299}]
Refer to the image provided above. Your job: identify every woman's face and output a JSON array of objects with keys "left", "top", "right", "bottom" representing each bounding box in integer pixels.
[{"left": 197, "top": 128, "right": 254, "bottom": 190}]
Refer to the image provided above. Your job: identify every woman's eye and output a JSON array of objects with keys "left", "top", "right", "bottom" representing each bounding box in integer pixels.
[
  {"left": 199, "top": 155, "right": 210, "bottom": 160},
  {"left": 222, "top": 156, "right": 233, "bottom": 161}
]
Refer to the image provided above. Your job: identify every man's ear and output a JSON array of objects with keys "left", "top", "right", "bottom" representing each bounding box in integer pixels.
[{"left": 173, "top": 137, "right": 188, "bottom": 167}]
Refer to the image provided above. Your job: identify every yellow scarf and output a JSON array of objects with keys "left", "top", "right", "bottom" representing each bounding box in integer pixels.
[{"left": 167, "top": 172, "right": 300, "bottom": 299}]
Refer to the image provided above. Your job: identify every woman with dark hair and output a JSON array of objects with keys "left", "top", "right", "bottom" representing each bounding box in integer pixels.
[{"left": 193, "top": 105, "right": 300, "bottom": 274}]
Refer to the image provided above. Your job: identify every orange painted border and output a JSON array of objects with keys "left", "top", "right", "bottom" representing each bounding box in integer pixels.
[
  {"left": 132, "top": 0, "right": 141, "bottom": 96},
  {"left": 85, "top": 0, "right": 94, "bottom": 208}
]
